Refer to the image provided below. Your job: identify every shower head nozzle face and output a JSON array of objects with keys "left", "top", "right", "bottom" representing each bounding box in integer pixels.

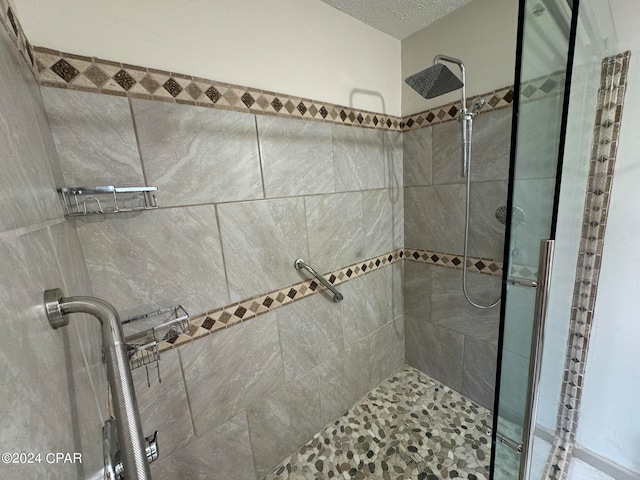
[
  {"left": 405, "top": 63, "right": 464, "bottom": 100},
  {"left": 495, "top": 205, "right": 527, "bottom": 226}
]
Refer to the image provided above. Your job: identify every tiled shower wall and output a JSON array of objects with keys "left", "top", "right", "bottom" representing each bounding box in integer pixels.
[
  {"left": 41, "top": 86, "right": 405, "bottom": 479},
  {"left": 0, "top": 19, "right": 107, "bottom": 480},
  {"left": 402, "top": 108, "right": 512, "bottom": 410}
]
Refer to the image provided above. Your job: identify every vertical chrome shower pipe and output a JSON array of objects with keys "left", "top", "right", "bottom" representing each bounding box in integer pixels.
[
  {"left": 434, "top": 54, "right": 469, "bottom": 177},
  {"left": 44, "top": 289, "right": 152, "bottom": 479}
]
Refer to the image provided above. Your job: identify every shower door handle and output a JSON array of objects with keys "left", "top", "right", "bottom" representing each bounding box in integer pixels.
[{"left": 520, "top": 239, "right": 555, "bottom": 479}]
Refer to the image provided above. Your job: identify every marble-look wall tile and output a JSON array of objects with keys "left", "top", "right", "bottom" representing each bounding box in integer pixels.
[
  {"left": 430, "top": 267, "right": 501, "bottom": 346},
  {"left": 404, "top": 184, "right": 465, "bottom": 252},
  {"left": 470, "top": 108, "right": 512, "bottom": 182},
  {"left": 403, "top": 261, "right": 431, "bottom": 319},
  {"left": 362, "top": 189, "right": 393, "bottom": 258},
  {"left": 431, "top": 119, "right": 462, "bottom": 185},
  {"left": 333, "top": 124, "right": 385, "bottom": 192},
  {"left": 462, "top": 338, "right": 498, "bottom": 410},
  {"left": 49, "top": 221, "right": 102, "bottom": 382},
  {"left": 497, "top": 350, "right": 529, "bottom": 423},
  {"left": 405, "top": 316, "right": 464, "bottom": 392},
  {"left": 468, "top": 180, "right": 508, "bottom": 261},
  {"left": 0, "top": 31, "right": 62, "bottom": 233},
  {"left": 515, "top": 96, "right": 563, "bottom": 180},
  {"left": 385, "top": 131, "right": 404, "bottom": 250},
  {"left": 432, "top": 108, "right": 511, "bottom": 185},
  {"left": 392, "top": 262, "right": 404, "bottom": 320},
  {"left": 218, "top": 197, "right": 308, "bottom": 302},
  {"left": 150, "top": 413, "right": 256, "bottom": 480},
  {"left": 247, "top": 371, "right": 323, "bottom": 478},
  {"left": 392, "top": 186, "right": 404, "bottom": 251},
  {"left": 77, "top": 205, "right": 228, "bottom": 320},
  {"left": 277, "top": 293, "right": 344, "bottom": 383},
  {"left": 49, "top": 221, "right": 107, "bottom": 477},
  {"left": 0, "top": 228, "right": 77, "bottom": 480},
  {"left": 42, "top": 87, "right": 144, "bottom": 187},
  {"left": 317, "top": 336, "right": 371, "bottom": 424},
  {"left": 32, "top": 84, "right": 65, "bottom": 189},
  {"left": 132, "top": 350, "right": 194, "bottom": 457},
  {"left": 511, "top": 178, "right": 556, "bottom": 267},
  {"left": 179, "top": 313, "right": 284, "bottom": 435},
  {"left": 384, "top": 130, "right": 403, "bottom": 190},
  {"left": 403, "top": 126, "right": 432, "bottom": 187},
  {"left": 132, "top": 99, "right": 263, "bottom": 206},
  {"left": 341, "top": 267, "right": 393, "bottom": 346},
  {"left": 305, "top": 191, "right": 364, "bottom": 274},
  {"left": 502, "top": 286, "right": 536, "bottom": 356},
  {"left": 257, "top": 115, "right": 335, "bottom": 197},
  {"left": 370, "top": 317, "right": 405, "bottom": 386}
]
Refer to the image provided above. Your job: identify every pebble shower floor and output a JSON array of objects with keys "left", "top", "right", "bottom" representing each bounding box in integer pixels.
[{"left": 263, "top": 366, "right": 494, "bottom": 480}]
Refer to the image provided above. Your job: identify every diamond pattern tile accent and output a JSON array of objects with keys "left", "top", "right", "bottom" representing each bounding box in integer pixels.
[
  {"left": 26, "top": 27, "right": 560, "bottom": 132},
  {"left": 114, "top": 69, "right": 136, "bottom": 91},
  {"left": 271, "top": 97, "right": 283, "bottom": 112},
  {"left": 83, "top": 64, "right": 110, "bottom": 87},
  {"left": 7, "top": 7, "right": 17, "bottom": 36},
  {"left": 241, "top": 91, "right": 255, "bottom": 108},
  {"left": 163, "top": 77, "right": 183, "bottom": 97},
  {"left": 50, "top": 58, "right": 80, "bottom": 82},
  {"left": 185, "top": 82, "right": 203, "bottom": 100},
  {"left": 140, "top": 74, "right": 161, "bottom": 94},
  {"left": 204, "top": 85, "right": 221, "bottom": 103}
]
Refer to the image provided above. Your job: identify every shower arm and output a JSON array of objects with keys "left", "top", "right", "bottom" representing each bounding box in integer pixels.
[
  {"left": 434, "top": 54, "right": 467, "bottom": 111},
  {"left": 433, "top": 55, "right": 473, "bottom": 177},
  {"left": 44, "top": 288, "right": 154, "bottom": 480}
]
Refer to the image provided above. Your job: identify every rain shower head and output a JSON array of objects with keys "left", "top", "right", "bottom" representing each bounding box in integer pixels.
[
  {"left": 405, "top": 63, "right": 464, "bottom": 99},
  {"left": 495, "top": 205, "right": 527, "bottom": 226}
]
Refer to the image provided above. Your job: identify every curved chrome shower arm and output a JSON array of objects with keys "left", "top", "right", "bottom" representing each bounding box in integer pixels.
[{"left": 434, "top": 54, "right": 467, "bottom": 112}]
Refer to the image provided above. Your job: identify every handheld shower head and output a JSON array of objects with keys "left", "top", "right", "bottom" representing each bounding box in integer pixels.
[{"left": 470, "top": 97, "right": 486, "bottom": 113}]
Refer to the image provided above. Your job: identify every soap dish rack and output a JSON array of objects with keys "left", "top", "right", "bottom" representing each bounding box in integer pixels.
[
  {"left": 58, "top": 185, "right": 158, "bottom": 217},
  {"left": 124, "top": 305, "right": 190, "bottom": 386}
]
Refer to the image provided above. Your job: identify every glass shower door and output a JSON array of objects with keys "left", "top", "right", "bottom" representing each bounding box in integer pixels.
[{"left": 491, "top": 0, "right": 578, "bottom": 478}]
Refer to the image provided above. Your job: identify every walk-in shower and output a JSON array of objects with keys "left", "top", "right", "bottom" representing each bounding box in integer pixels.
[{"left": 405, "top": 54, "right": 501, "bottom": 309}]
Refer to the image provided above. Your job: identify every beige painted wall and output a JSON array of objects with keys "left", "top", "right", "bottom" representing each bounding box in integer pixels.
[
  {"left": 402, "top": 0, "right": 518, "bottom": 116},
  {"left": 11, "top": 0, "right": 402, "bottom": 115}
]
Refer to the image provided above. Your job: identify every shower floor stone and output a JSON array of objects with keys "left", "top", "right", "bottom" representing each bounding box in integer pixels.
[{"left": 263, "top": 365, "right": 492, "bottom": 480}]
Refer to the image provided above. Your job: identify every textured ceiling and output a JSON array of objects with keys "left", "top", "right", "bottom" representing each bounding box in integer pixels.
[{"left": 319, "top": 0, "right": 473, "bottom": 40}]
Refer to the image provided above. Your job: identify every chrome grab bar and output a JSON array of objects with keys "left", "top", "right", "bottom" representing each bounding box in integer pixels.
[
  {"left": 44, "top": 288, "right": 154, "bottom": 479},
  {"left": 294, "top": 259, "right": 344, "bottom": 303}
]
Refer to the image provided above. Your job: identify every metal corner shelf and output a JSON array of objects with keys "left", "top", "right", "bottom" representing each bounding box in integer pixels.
[
  {"left": 123, "top": 305, "right": 189, "bottom": 387},
  {"left": 58, "top": 185, "right": 158, "bottom": 217}
]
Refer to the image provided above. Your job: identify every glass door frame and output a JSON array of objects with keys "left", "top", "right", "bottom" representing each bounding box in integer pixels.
[{"left": 489, "top": 0, "right": 582, "bottom": 478}]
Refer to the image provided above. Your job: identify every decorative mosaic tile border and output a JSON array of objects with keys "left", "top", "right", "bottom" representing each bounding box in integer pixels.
[
  {"left": 401, "top": 71, "right": 566, "bottom": 132},
  {"left": 126, "top": 247, "right": 506, "bottom": 360},
  {"left": 0, "top": 0, "right": 38, "bottom": 76},
  {"left": 404, "top": 247, "right": 503, "bottom": 276},
  {"left": 544, "top": 51, "right": 631, "bottom": 480},
  {"left": 0, "top": 0, "right": 541, "bottom": 138},
  {"left": 0, "top": 1, "right": 516, "bottom": 134},
  {"left": 128, "top": 249, "right": 404, "bottom": 354},
  {"left": 401, "top": 86, "right": 514, "bottom": 131},
  {"left": 33, "top": 47, "right": 404, "bottom": 131}
]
